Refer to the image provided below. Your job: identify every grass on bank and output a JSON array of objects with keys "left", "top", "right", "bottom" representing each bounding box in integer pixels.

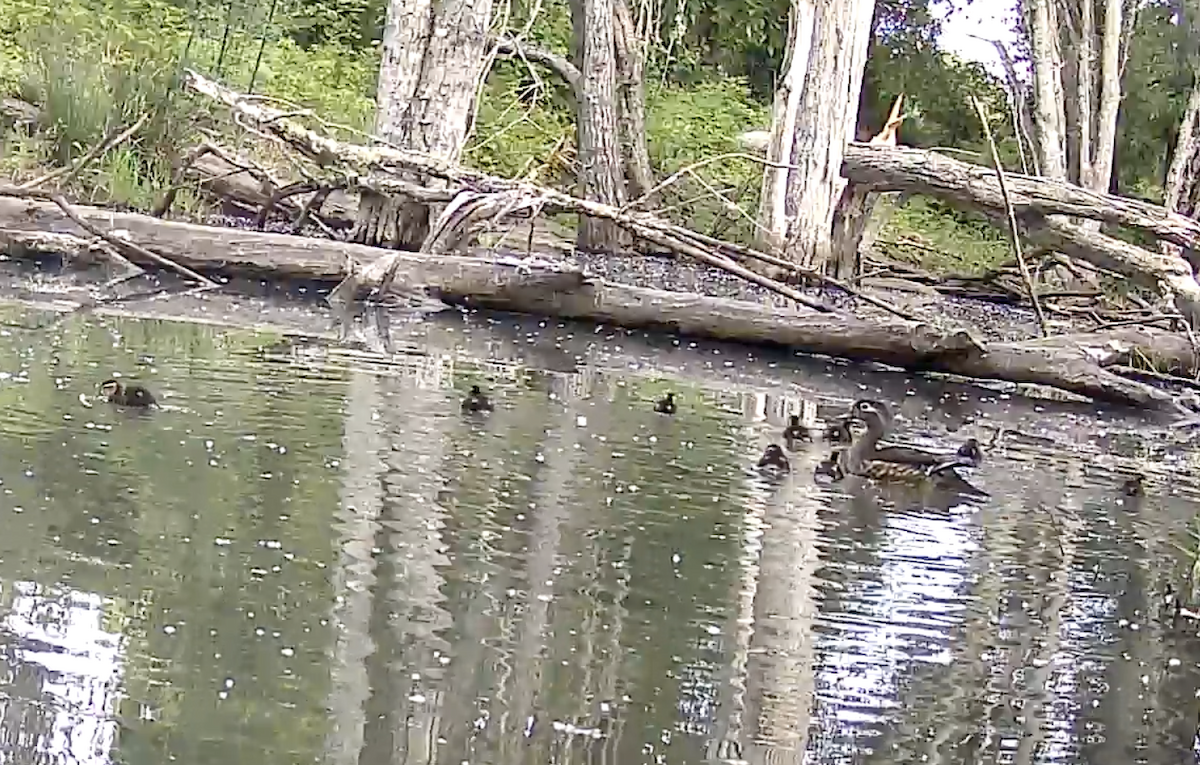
[{"left": 0, "top": 0, "right": 1009, "bottom": 275}]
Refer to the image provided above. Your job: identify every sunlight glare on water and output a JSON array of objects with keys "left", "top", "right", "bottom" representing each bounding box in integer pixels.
[{"left": 0, "top": 300, "right": 1193, "bottom": 765}]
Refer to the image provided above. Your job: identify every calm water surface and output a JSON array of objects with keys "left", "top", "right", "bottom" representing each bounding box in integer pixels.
[{"left": 0, "top": 286, "right": 1197, "bottom": 765}]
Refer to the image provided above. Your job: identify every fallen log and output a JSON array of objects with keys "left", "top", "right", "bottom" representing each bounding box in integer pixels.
[
  {"left": 0, "top": 195, "right": 1196, "bottom": 412},
  {"left": 841, "top": 144, "right": 1200, "bottom": 327}
]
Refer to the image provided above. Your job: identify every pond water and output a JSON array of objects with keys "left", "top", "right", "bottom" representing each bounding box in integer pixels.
[{"left": 0, "top": 269, "right": 1198, "bottom": 765}]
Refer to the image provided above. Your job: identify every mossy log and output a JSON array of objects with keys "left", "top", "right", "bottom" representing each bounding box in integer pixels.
[{"left": 0, "top": 195, "right": 1196, "bottom": 412}]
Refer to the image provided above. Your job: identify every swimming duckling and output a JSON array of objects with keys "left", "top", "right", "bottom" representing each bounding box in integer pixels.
[
  {"left": 824, "top": 417, "right": 854, "bottom": 444},
  {"left": 783, "top": 415, "right": 811, "bottom": 450},
  {"left": 756, "top": 444, "right": 790, "bottom": 473},
  {"left": 1121, "top": 475, "right": 1144, "bottom": 497},
  {"left": 654, "top": 392, "right": 676, "bottom": 415},
  {"left": 99, "top": 379, "right": 156, "bottom": 408},
  {"left": 842, "top": 399, "right": 986, "bottom": 495},
  {"left": 461, "top": 384, "right": 494, "bottom": 413},
  {"left": 814, "top": 448, "right": 846, "bottom": 482}
]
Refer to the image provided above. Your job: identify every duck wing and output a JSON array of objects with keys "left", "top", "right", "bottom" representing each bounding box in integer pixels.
[{"left": 869, "top": 444, "right": 949, "bottom": 467}]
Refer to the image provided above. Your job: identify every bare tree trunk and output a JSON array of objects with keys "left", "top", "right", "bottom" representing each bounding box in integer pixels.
[
  {"left": 1163, "top": 8, "right": 1200, "bottom": 260},
  {"left": 1026, "top": 0, "right": 1069, "bottom": 180},
  {"left": 575, "top": 0, "right": 630, "bottom": 253},
  {"left": 612, "top": 0, "right": 654, "bottom": 200},
  {"left": 1091, "top": 0, "right": 1126, "bottom": 194},
  {"left": 1165, "top": 78, "right": 1200, "bottom": 223},
  {"left": 1076, "top": 0, "right": 1095, "bottom": 189},
  {"left": 353, "top": 0, "right": 495, "bottom": 249},
  {"left": 757, "top": 0, "right": 876, "bottom": 273}
]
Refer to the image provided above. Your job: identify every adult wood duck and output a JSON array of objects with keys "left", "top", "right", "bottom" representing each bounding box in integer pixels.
[
  {"left": 845, "top": 399, "right": 984, "bottom": 470},
  {"left": 757, "top": 444, "right": 790, "bottom": 474},
  {"left": 838, "top": 399, "right": 987, "bottom": 495},
  {"left": 99, "top": 379, "right": 156, "bottom": 408},
  {"left": 461, "top": 384, "right": 494, "bottom": 413}
]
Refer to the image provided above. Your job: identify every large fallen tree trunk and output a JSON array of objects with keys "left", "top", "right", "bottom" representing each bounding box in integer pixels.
[
  {"left": 840, "top": 144, "right": 1200, "bottom": 325},
  {"left": 1, "top": 194, "right": 1196, "bottom": 412}
]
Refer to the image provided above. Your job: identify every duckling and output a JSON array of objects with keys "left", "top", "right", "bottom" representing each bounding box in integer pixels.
[
  {"left": 1121, "top": 475, "right": 1144, "bottom": 497},
  {"left": 461, "top": 384, "right": 494, "bottom": 413},
  {"left": 654, "top": 392, "right": 676, "bottom": 415},
  {"left": 783, "top": 415, "right": 811, "bottom": 450},
  {"left": 99, "top": 379, "right": 156, "bottom": 408},
  {"left": 814, "top": 448, "right": 846, "bottom": 482},
  {"left": 756, "top": 444, "right": 790, "bottom": 473},
  {"left": 841, "top": 399, "right": 987, "bottom": 495},
  {"left": 824, "top": 416, "right": 854, "bottom": 444}
]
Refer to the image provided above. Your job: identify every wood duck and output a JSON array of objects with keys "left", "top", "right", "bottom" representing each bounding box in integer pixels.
[
  {"left": 461, "top": 384, "right": 494, "bottom": 413},
  {"left": 783, "top": 415, "right": 811, "bottom": 450},
  {"left": 845, "top": 399, "right": 984, "bottom": 470},
  {"left": 825, "top": 417, "right": 854, "bottom": 444},
  {"left": 99, "top": 379, "right": 156, "bottom": 408},
  {"left": 757, "top": 444, "right": 790, "bottom": 474},
  {"left": 654, "top": 392, "right": 676, "bottom": 415},
  {"left": 839, "top": 399, "right": 987, "bottom": 495},
  {"left": 1121, "top": 475, "right": 1144, "bottom": 497},
  {"left": 814, "top": 448, "right": 846, "bottom": 482}
]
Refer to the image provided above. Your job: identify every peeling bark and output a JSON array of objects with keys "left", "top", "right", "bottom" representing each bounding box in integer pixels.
[
  {"left": 758, "top": 0, "right": 877, "bottom": 272},
  {"left": 574, "top": 0, "right": 630, "bottom": 253},
  {"left": 1026, "top": 0, "right": 1069, "bottom": 180},
  {"left": 1163, "top": 6, "right": 1200, "bottom": 261},
  {"left": 612, "top": 0, "right": 654, "bottom": 200},
  {"left": 354, "top": 0, "right": 495, "bottom": 250}
]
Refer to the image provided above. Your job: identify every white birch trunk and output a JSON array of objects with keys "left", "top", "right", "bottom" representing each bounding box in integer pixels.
[
  {"left": 1091, "top": 0, "right": 1126, "bottom": 196},
  {"left": 757, "top": 0, "right": 876, "bottom": 272},
  {"left": 1027, "top": 0, "right": 1069, "bottom": 180}
]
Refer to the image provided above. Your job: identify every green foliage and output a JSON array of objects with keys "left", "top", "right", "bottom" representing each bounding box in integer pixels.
[
  {"left": 883, "top": 197, "right": 1010, "bottom": 273},
  {"left": 645, "top": 80, "right": 769, "bottom": 242}
]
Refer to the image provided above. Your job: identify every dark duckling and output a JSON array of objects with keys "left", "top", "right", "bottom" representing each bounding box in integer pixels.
[
  {"left": 783, "top": 415, "right": 811, "bottom": 450},
  {"left": 824, "top": 416, "right": 855, "bottom": 444},
  {"left": 757, "top": 444, "right": 790, "bottom": 473},
  {"left": 1121, "top": 475, "right": 1144, "bottom": 497},
  {"left": 654, "top": 392, "right": 677, "bottom": 415},
  {"left": 814, "top": 448, "right": 846, "bottom": 482},
  {"left": 99, "top": 379, "right": 156, "bottom": 408},
  {"left": 841, "top": 400, "right": 987, "bottom": 495},
  {"left": 461, "top": 384, "right": 494, "bottom": 413}
]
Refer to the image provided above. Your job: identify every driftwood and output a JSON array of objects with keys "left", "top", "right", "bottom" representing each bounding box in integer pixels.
[
  {"left": 0, "top": 194, "right": 1196, "bottom": 412},
  {"left": 841, "top": 144, "right": 1200, "bottom": 327}
]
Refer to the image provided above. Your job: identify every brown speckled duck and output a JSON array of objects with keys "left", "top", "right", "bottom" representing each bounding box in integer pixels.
[
  {"left": 836, "top": 399, "right": 987, "bottom": 495},
  {"left": 99, "top": 379, "right": 156, "bottom": 408},
  {"left": 846, "top": 399, "right": 984, "bottom": 471}
]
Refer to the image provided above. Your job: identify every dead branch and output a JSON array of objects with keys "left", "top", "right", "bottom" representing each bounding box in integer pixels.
[
  {"left": 491, "top": 36, "right": 582, "bottom": 96},
  {"left": 842, "top": 143, "right": 1200, "bottom": 327},
  {"left": 971, "top": 96, "right": 1050, "bottom": 337},
  {"left": 0, "top": 187, "right": 217, "bottom": 288}
]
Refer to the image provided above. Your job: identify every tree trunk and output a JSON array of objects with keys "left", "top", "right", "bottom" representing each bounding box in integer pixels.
[
  {"left": 1163, "top": 9, "right": 1200, "bottom": 261},
  {"left": 353, "top": 0, "right": 495, "bottom": 249},
  {"left": 757, "top": 0, "right": 877, "bottom": 273},
  {"left": 574, "top": 0, "right": 630, "bottom": 253},
  {"left": 612, "top": 0, "right": 654, "bottom": 200},
  {"left": 1026, "top": 0, "right": 1069, "bottom": 180}
]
